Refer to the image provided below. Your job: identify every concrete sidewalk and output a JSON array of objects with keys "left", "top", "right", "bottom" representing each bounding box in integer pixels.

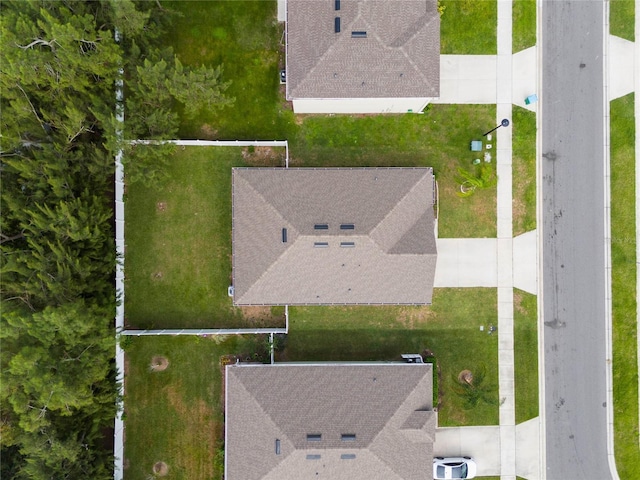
[{"left": 430, "top": 1, "right": 541, "bottom": 478}]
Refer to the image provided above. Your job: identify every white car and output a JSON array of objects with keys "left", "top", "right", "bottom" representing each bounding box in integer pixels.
[{"left": 433, "top": 457, "right": 477, "bottom": 479}]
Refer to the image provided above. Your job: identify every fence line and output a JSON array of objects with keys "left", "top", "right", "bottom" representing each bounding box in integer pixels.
[
  {"left": 129, "top": 139, "right": 289, "bottom": 167},
  {"left": 114, "top": 133, "right": 291, "bottom": 479},
  {"left": 113, "top": 29, "right": 125, "bottom": 480},
  {"left": 121, "top": 328, "right": 287, "bottom": 336},
  {"left": 131, "top": 139, "right": 287, "bottom": 146}
]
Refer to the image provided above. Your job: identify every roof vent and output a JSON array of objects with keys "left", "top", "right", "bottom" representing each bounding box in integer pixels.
[
  {"left": 341, "top": 434, "right": 356, "bottom": 441},
  {"left": 307, "top": 433, "right": 322, "bottom": 441},
  {"left": 306, "top": 454, "right": 322, "bottom": 460},
  {"left": 335, "top": 17, "right": 341, "bottom": 33},
  {"left": 341, "top": 454, "right": 356, "bottom": 460},
  {"left": 351, "top": 31, "right": 367, "bottom": 38},
  {"left": 340, "top": 242, "right": 355, "bottom": 248},
  {"left": 314, "top": 224, "right": 329, "bottom": 230},
  {"left": 275, "top": 439, "right": 281, "bottom": 455},
  {"left": 314, "top": 242, "right": 329, "bottom": 248},
  {"left": 282, "top": 228, "right": 287, "bottom": 243},
  {"left": 340, "top": 224, "right": 355, "bottom": 230},
  {"left": 335, "top": 0, "right": 340, "bottom": 10}
]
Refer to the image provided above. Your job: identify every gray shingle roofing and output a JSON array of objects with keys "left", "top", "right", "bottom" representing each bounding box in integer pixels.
[
  {"left": 225, "top": 363, "right": 435, "bottom": 480},
  {"left": 286, "top": 0, "right": 440, "bottom": 99},
  {"left": 232, "top": 168, "right": 437, "bottom": 305}
]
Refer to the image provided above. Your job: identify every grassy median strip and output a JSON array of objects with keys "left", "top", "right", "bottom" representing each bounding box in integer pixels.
[
  {"left": 283, "top": 288, "right": 500, "bottom": 426},
  {"left": 512, "top": 0, "right": 536, "bottom": 53},
  {"left": 440, "top": 0, "right": 497, "bottom": 54},
  {"left": 512, "top": 106, "right": 537, "bottom": 236},
  {"left": 123, "top": 335, "right": 265, "bottom": 480},
  {"left": 610, "top": 93, "right": 639, "bottom": 477},
  {"left": 125, "top": 146, "right": 286, "bottom": 329},
  {"left": 513, "top": 289, "right": 539, "bottom": 424},
  {"left": 610, "top": 0, "right": 635, "bottom": 41}
]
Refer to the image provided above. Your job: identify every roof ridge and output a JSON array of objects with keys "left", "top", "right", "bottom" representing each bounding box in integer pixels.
[
  {"left": 239, "top": 233, "right": 377, "bottom": 304},
  {"left": 293, "top": 10, "right": 368, "bottom": 95},
  {"left": 396, "top": 14, "right": 440, "bottom": 90},
  {"left": 236, "top": 238, "right": 295, "bottom": 304},
  {"left": 233, "top": 172, "right": 297, "bottom": 303},
  {"left": 367, "top": 366, "right": 434, "bottom": 478},
  {"left": 369, "top": 169, "right": 433, "bottom": 252},
  {"left": 369, "top": 366, "right": 433, "bottom": 444},
  {"left": 366, "top": 450, "right": 411, "bottom": 480},
  {"left": 228, "top": 370, "right": 295, "bottom": 478}
]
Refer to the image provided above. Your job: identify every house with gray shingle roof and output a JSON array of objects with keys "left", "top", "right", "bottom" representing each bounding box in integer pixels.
[
  {"left": 285, "top": 0, "right": 440, "bottom": 113},
  {"left": 224, "top": 362, "right": 436, "bottom": 480},
  {"left": 231, "top": 167, "right": 437, "bottom": 305}
]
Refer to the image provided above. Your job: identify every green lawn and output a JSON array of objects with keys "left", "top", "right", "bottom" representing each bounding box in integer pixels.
[
  {"left": 291, "top": 106, "right": 498, "bottom": 238},
  {"left": 165, "top": 0, "right": 297, "bottom": 140},
  {"left": 125, "top": 121, "right": 497, "bottom": 329},
  {"left": 610, "top": 0, "right": 635, "bottom": 41},
  {"left": 610, "top": 93, "right": 639, "bottom": 478},
  {"left": 513, "top": 289, "right": 538, "bottom": 424},
  {"left": 160, "top": 2, "right": 499, "bottom": 238},
  {"left": 512, "top": 106, "right": 537, "bottom": 236},
  {"left": 123, "top": 335, "right": 267, "bottom": 480},
  {"left": 512, "top": 0, "right": 536, "bottom": 53},
  {"left": 440, "top": 0, "right": 497, "bottom": 54},
  {"left": 282, "top": 288, "right": 500, "bottom": 426},
  {"left": 125, "top": 146, "right": 287, "bottom": 329}
]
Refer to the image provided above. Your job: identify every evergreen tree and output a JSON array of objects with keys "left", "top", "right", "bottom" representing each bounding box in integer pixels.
[{"left": 1, "top": 301, "right": 116, "bottom": 480}]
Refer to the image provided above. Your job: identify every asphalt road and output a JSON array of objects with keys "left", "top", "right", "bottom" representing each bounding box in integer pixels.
[{"left": 541, "top": 1, "right": 612, "bottom": 479}]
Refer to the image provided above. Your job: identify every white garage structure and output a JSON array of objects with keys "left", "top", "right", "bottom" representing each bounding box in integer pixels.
[{"left": 284, "top": 0, "right": 440, "bottom": 114}]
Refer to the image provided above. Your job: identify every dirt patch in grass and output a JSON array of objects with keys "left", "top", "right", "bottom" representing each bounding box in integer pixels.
[
  {"left": 165, "top": 385, "right": 217, "bottom": 478},
  {"left": 239, "top": 306, "right": 286, "bottom": 327},
  {"left": 471, "top": 197, "right": 494, "bottom": 219},
  {"left": 396, "top": 306, "right": 436, "bottom": 328},
  {"left": 156, "top": 202, "right": 167, "bottom": 212},
  {"left": 153, "top": 461, "right": 169, "bottom": 476},
  {"left": 241, "top": 146, "right": 285, "bottom": 166},
  {"left": 458, "top": 370, "right": 473, "bottom": 384},
  {"left": 150, "top": 356, "right": 169, "bottom": 372},
  {"left": 513, "top": 290, "right": 526, "bottom": 314},
  {"left": 240, "top": 306, "right": 273, "bottom": 322},
  {"left": 512, "top": 196, "right": 526, "bottom": 227},
  {"left": 199, "top": 124, "right": 218, "bottom": 139},
  {"left": 512, "top": 148, "right": 533, "bottom": 233}
]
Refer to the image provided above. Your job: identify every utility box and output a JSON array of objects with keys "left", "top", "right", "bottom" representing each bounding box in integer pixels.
[{"left": 401, "top": 353, "right": 424, "bottom": 363}]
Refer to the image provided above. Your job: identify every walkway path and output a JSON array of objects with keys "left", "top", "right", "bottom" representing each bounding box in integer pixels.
[
  {"left": 495, "top": 2, "right": 517, "bottom": 479},
  {"left": 431, "top": 1, "right": 540, "bottom": 477}
]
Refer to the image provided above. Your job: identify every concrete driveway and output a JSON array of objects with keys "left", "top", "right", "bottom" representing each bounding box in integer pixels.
[
  {"left": 433, "top": 418, "right": 540, "bottom": 479},
  {"left": 434, "top": 426, "right": 502, "bottom": 477},
  {"left": 431, "top": 49, "right": 537, "bottom": 110}
]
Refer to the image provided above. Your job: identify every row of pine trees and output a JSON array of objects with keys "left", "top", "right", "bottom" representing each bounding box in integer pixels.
[{"left": 0, "top": 1, "right": 233, "bottom": 477}]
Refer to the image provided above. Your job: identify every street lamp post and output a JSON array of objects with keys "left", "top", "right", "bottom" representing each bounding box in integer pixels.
[{"left": 483, "top": 118, "right": 510, "bottom": 137}]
